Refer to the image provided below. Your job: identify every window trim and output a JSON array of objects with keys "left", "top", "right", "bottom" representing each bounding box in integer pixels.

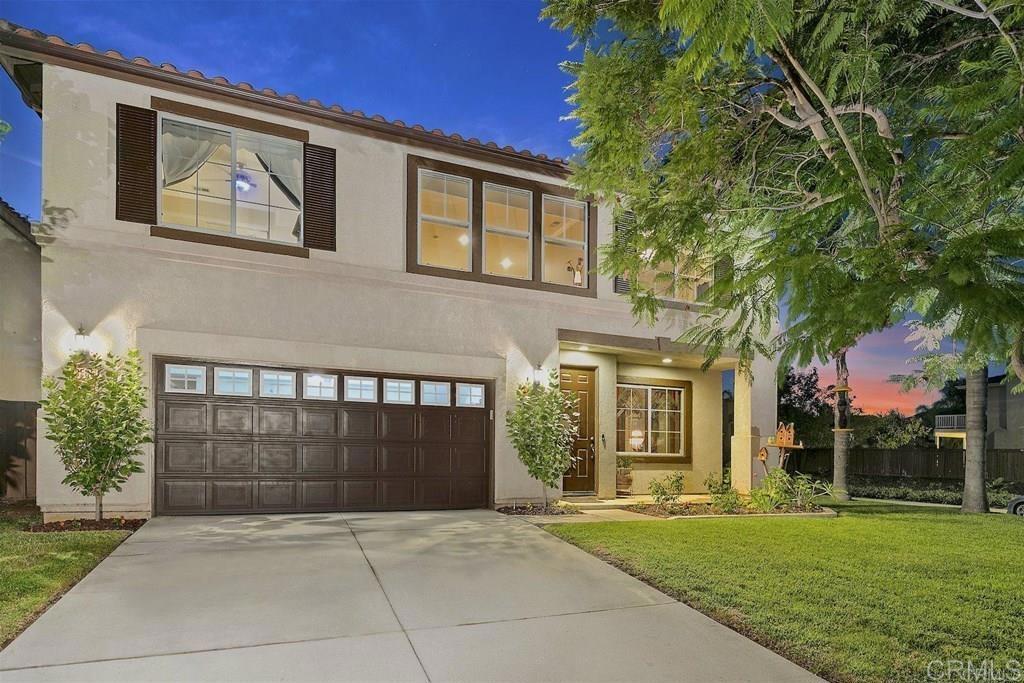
[
  {"left": 213, "top": 366, "right": 253, "bottom": 397},
  {"left": 420, "top": 381, "right": 452, "bottom": 407},
  {"left": 165, "top": 364, "right": 207, "bottom": 394},
  {"left": 614, "top": 376, "right": 693, "bottom": 463},
  {"left": 344, "top": 376, "right": 378, "bottom": 403},
  {"left": 383, "top": 378, "right": 416, "bottom": 405},
  {"left": 259, "top": 370, "right": 297, "bottom": 399},
  {"left": 455, "top": 382, "right": 486, "bottom": 408},
  {"left": 406, "top": 155, "right": 597, "bottom": 298},
  {"left": 156, "top": 111, "right": 305, "bottom": 249},
  {"left": 303, "top": 372, "right": 338, "bottom": 401}
]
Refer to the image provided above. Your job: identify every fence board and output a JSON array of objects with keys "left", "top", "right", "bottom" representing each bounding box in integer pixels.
[{"left": 788, "top": 447, "right": 1023, "bottom": 483}]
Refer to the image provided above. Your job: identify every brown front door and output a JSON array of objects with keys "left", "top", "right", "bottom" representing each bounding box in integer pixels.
[{"left": 561, "top": 368, "right": 596, "bottom": 493}]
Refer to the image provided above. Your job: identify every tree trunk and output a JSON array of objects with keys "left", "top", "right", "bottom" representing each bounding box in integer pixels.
[
  {"left": 541, "top": 482, "right": 548, "bottom": 511},
  {"left": 962, "top": 366, "right": 990, "bottom": 514},
  {"left": 95, "top": 493, "right": 103, "bottom": 521},
  {"left": 832, "top": 350, "right": 852, "bottom": 500}
]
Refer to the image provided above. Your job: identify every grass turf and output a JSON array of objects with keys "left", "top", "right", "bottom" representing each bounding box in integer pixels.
[
  {"left": 0, "top": 502, "right": 130, "bottom": 647},
  {"left": 546, "top": 500, "right": 1024, "bottom": 683}
]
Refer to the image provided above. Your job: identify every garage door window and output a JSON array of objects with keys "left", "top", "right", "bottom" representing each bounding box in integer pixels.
[
  {"left": 345, "top": 376, "right": 377, "bottom": 402},
  {"left": 260, "top": 370, "right": 296, "bottom": 398},
  {"left": 166, "top": 364, "right": 206, "bottom": 394},
  {"left": 304, "top": 373, "right": 338, "bottom": 400},
  {"left": 214, "top": 367, "right": 252, "bottom": 396},
  {"left": 456, "top": 383, "right": 485, "bottom": 408},
  {"left": 421, "top": 381, "right": 451, "bottom": 406},
  {"left": 384, "top": 379, "right": 415, "bottom": 404}
]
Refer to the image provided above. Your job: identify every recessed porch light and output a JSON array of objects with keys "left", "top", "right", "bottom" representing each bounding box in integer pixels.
[
  {"left": 661, "top": 357, "right": 672, "bottom": 364},
  {"left": 579, "top": 345, "right": 589, "bottom": 351}
]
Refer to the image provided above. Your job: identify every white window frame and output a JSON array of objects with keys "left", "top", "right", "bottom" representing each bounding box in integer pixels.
[
  {"left": 417, "top": 168, "right": 472, "bottom": 272},
  {"left": 156, "top": 112, "right": 304, "bottom": 247},
  {"left": 615, "top": 383, "right": 685, "bottom": 457},
  {"left": 482, "top": 182, "right": 532, "bottom": 280},
  {"left": 165, "top": 364, "right": 207, "bottom": 394},
  {"left": 344, "top": 376, "right": 378, "bottom": 403},
  {"left": 259, "top": 370, "right": 297, "bottom": 399},
  {"left": 541, "top": 194, "right": 588, "bottom": 287},
  {"left": 455, "top": 382, "right": 486, "bottom": 408},
  {"left": 383, "top": 378, "right": 416, "bottom": 405},
  {"left": 213, "top": 367, "right": 253, "bottom": 397},
  {"left": 421, "top": 381, "right": 451, "bottom": 407},
  {"left": 303, "top": 373, "right": 338, "bottom": 401}
]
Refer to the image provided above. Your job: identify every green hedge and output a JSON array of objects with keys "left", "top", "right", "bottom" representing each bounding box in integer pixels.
[{"left": 848, "top": 476, "right": 1019, "bottom": 508}]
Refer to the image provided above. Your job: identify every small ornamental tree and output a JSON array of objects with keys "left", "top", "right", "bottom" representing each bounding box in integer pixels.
[
  {"left": 41, "top": 350, "right": 152, "bottom": 520},
  {"left": 505, "top": 369, "right": 579, "bottom": 508}
]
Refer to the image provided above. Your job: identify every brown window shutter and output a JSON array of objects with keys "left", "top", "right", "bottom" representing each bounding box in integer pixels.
[
  {"left": 115, "top": 104, "right": 157, "bottom": 224},
  {"left": 302, "top": 143, "right": 337, "bottom": 251},
  {"left": 613, "top": 211, "right": 634, "bottom": 294}
]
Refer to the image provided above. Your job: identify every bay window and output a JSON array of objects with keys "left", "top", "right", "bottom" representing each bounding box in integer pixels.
[
  {"left": 159, "top": 116, "right": 303, "bottom": 245},
  {"left": 616, "top": 384, "right": 684, "bottom": 456}
]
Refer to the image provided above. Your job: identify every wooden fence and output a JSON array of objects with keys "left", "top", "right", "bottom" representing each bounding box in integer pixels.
[{"left": 787, "top": 447, "right": 1024, "bottom": 483}]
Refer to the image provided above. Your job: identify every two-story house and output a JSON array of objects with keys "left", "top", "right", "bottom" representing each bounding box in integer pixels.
[{"left": 0, "top": 20, "right": 777, "bottom": 521}]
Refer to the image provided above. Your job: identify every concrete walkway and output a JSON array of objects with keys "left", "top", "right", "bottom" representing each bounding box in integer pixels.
[{"left": 0, "top": 510, "right": 821, "bottom": 682}]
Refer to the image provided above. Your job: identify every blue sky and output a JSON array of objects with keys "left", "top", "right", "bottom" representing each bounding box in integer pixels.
[{"left": 0, "top": 1, "right": 946, "bottom": 413}]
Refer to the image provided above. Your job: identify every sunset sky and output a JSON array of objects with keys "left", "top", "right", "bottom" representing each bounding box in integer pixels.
[{"left": 0, "top": 1, "right": 947, "bottom": 416}]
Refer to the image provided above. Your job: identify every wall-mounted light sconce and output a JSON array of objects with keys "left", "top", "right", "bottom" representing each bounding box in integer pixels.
[
  {"left": 532, "top": 365, "right": 546, "bottom": 386},
  {"left": 73, "top": 325, "right": 92, "bottom": 353}
]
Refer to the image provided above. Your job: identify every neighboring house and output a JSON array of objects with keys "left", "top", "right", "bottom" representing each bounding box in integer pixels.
[
  {"left": 934, "top": 374, "right": 1024, "bottom": 449},
  {"left": 0, "top": 20, "right": 777, "bottom": 521},
  {"left": 0, "top": 196, "right": 41, "bottom": 501}
]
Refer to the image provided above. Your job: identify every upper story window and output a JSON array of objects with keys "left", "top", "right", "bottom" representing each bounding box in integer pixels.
[
  {"left": 612, "top": 212, "right": 714, "bottom": 304},
  {"left": 159, "top": 116, "right": 303, "bottom": 246},
  {"left": 483, "top": 183, "right": 532, "bottom": 280},
  {"left": 418, "top": 170, "right": 471, "bottom": 271},
  {"left": 408, "top": 156, "right": 595, "bottom": 297},
  {"left": 542, "top": 196, "right": 588, "bottom": 288}
]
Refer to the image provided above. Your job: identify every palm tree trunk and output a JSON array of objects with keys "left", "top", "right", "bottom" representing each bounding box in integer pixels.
[
  {"left": 962, "top": 367, "right": 989, "bottom": 513},
  {"left": 832, "top": 350, "right": 851, "bottom": 500},
  {"left": 95, "top": 494, "right": 103, "bottom": 521}
]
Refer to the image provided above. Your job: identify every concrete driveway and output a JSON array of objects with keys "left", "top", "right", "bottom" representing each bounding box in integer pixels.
[{"left": 0, "top": 510, "right": 820, "bottom": 682}]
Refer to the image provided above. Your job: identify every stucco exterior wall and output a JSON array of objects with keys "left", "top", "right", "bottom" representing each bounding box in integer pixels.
[
  {"left": 0, "top": 219, "right": 41, "bottom": 403},
  {"left": 35, "top": 63, "right": 779, "bottom": 517}
]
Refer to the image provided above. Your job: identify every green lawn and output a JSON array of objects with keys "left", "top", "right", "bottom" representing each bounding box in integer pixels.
[
  {"left": 547, "top": 500, "right": 1024, "bottom": 683},
  {"left": 0, "top": 503, "right": 130, "bottom": 647}
]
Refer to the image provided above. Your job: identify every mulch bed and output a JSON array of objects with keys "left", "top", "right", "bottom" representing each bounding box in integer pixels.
[
  {"left": 497, "top": 504, "right": 581, "bottom": 516},
  {"left": 627, "top": 503, "right": 822, "bottom": 518},
  {"left": 26, "top": 517, "right": 147, "bottom": 533}
]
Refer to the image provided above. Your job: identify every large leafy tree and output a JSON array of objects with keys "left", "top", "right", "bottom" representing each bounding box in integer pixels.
[{"left": 543, "top": 0, "right": 1024, "bottom": 503}]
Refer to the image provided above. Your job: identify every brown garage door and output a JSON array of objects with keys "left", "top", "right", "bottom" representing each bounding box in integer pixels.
[{"left": 154, "top": 357, "right": 491, "bottom": 515}]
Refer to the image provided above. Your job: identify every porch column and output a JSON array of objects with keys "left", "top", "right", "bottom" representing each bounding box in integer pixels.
[{"left": 730, "top": 370, "right": 759, "bottom": 494}]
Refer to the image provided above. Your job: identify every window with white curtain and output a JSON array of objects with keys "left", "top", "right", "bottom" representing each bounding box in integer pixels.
[{"left": 159, "top": 116, "right": 303, "bottom": 245}]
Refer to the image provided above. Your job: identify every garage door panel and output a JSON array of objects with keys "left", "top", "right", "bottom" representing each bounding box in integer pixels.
[
  {"left": 212, "top": 442, "right": 254, "bottom": 473},
  {"left": 343, "top": 445, "right": 378, "bottom": 473},
  {"left": 258, "top": 443, "right": 299, "bottom": 473},
  {"left": 160, "top": 441, "right": 208, "bottom": 473},
  {"left": 419, "top": 412, "right": 452, "bottom": 441},
  {"left": 301, "top": 444, "right": 338, "bottom": 473},
  {"left": 155, "top": 359, "right": 489, "bottom": 515},
  {"left": 342, "top": 408, "right": 378, "bottom": 438},
  {"left": 302, "top": 407, "right": 339, "bottom": 437},
  {"left": 416, "top": 479, "right": 452, "bottom": 507},
  {"left": 301, "top": 480, "right": 339, "bottom": 507},
  {"left": 343, "top": 480, "right": 378, "bottom": 507},
  {"left": 213, "top": 404, "right": 253, "bottom": 435},
  {"left": 162, "top": 402, "right": 208, "bottom": 434},
  {"left": 381, "top": 410, "right": 416, "bottom": 440},
  {"left": 259, "top": 406, "right": 299, "bottom": 436},
  {"left": 418, "top": 445, "right": 452, "bottom": 474},
  {"left": 211, "top": 480, "right": 253, "bottom": 510},
  {"left": 258, "top": 480, "right": 298, "bottom": 508},
  {"left": 160, "top": 480, "right": 209, "bottom": 512}
]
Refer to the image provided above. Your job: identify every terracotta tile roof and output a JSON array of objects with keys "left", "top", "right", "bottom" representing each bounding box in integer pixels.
[
  {"left": 0, "top": 19, "right": 570, "bottom": 173},
  {"left": 0, "top": 195, "right": 34, "bottom": 244}
]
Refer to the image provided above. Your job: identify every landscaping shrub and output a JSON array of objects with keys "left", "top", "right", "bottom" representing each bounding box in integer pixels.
[
  {"left": 703, "top": 469, "right": 745, "bottom": 513},
  {"left": 750, "top": 469, "right": 834, "bottom": 512},
  {"left": 649, "top": 472, "right": 686, "bottom": 506},
  {"left": 848, "top": 475, "right": 1015, "bottom": 508}
]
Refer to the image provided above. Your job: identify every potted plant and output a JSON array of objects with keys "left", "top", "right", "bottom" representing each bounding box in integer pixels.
[{"left": 616, "top": 455, "right": 634, "bottom": 496}]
